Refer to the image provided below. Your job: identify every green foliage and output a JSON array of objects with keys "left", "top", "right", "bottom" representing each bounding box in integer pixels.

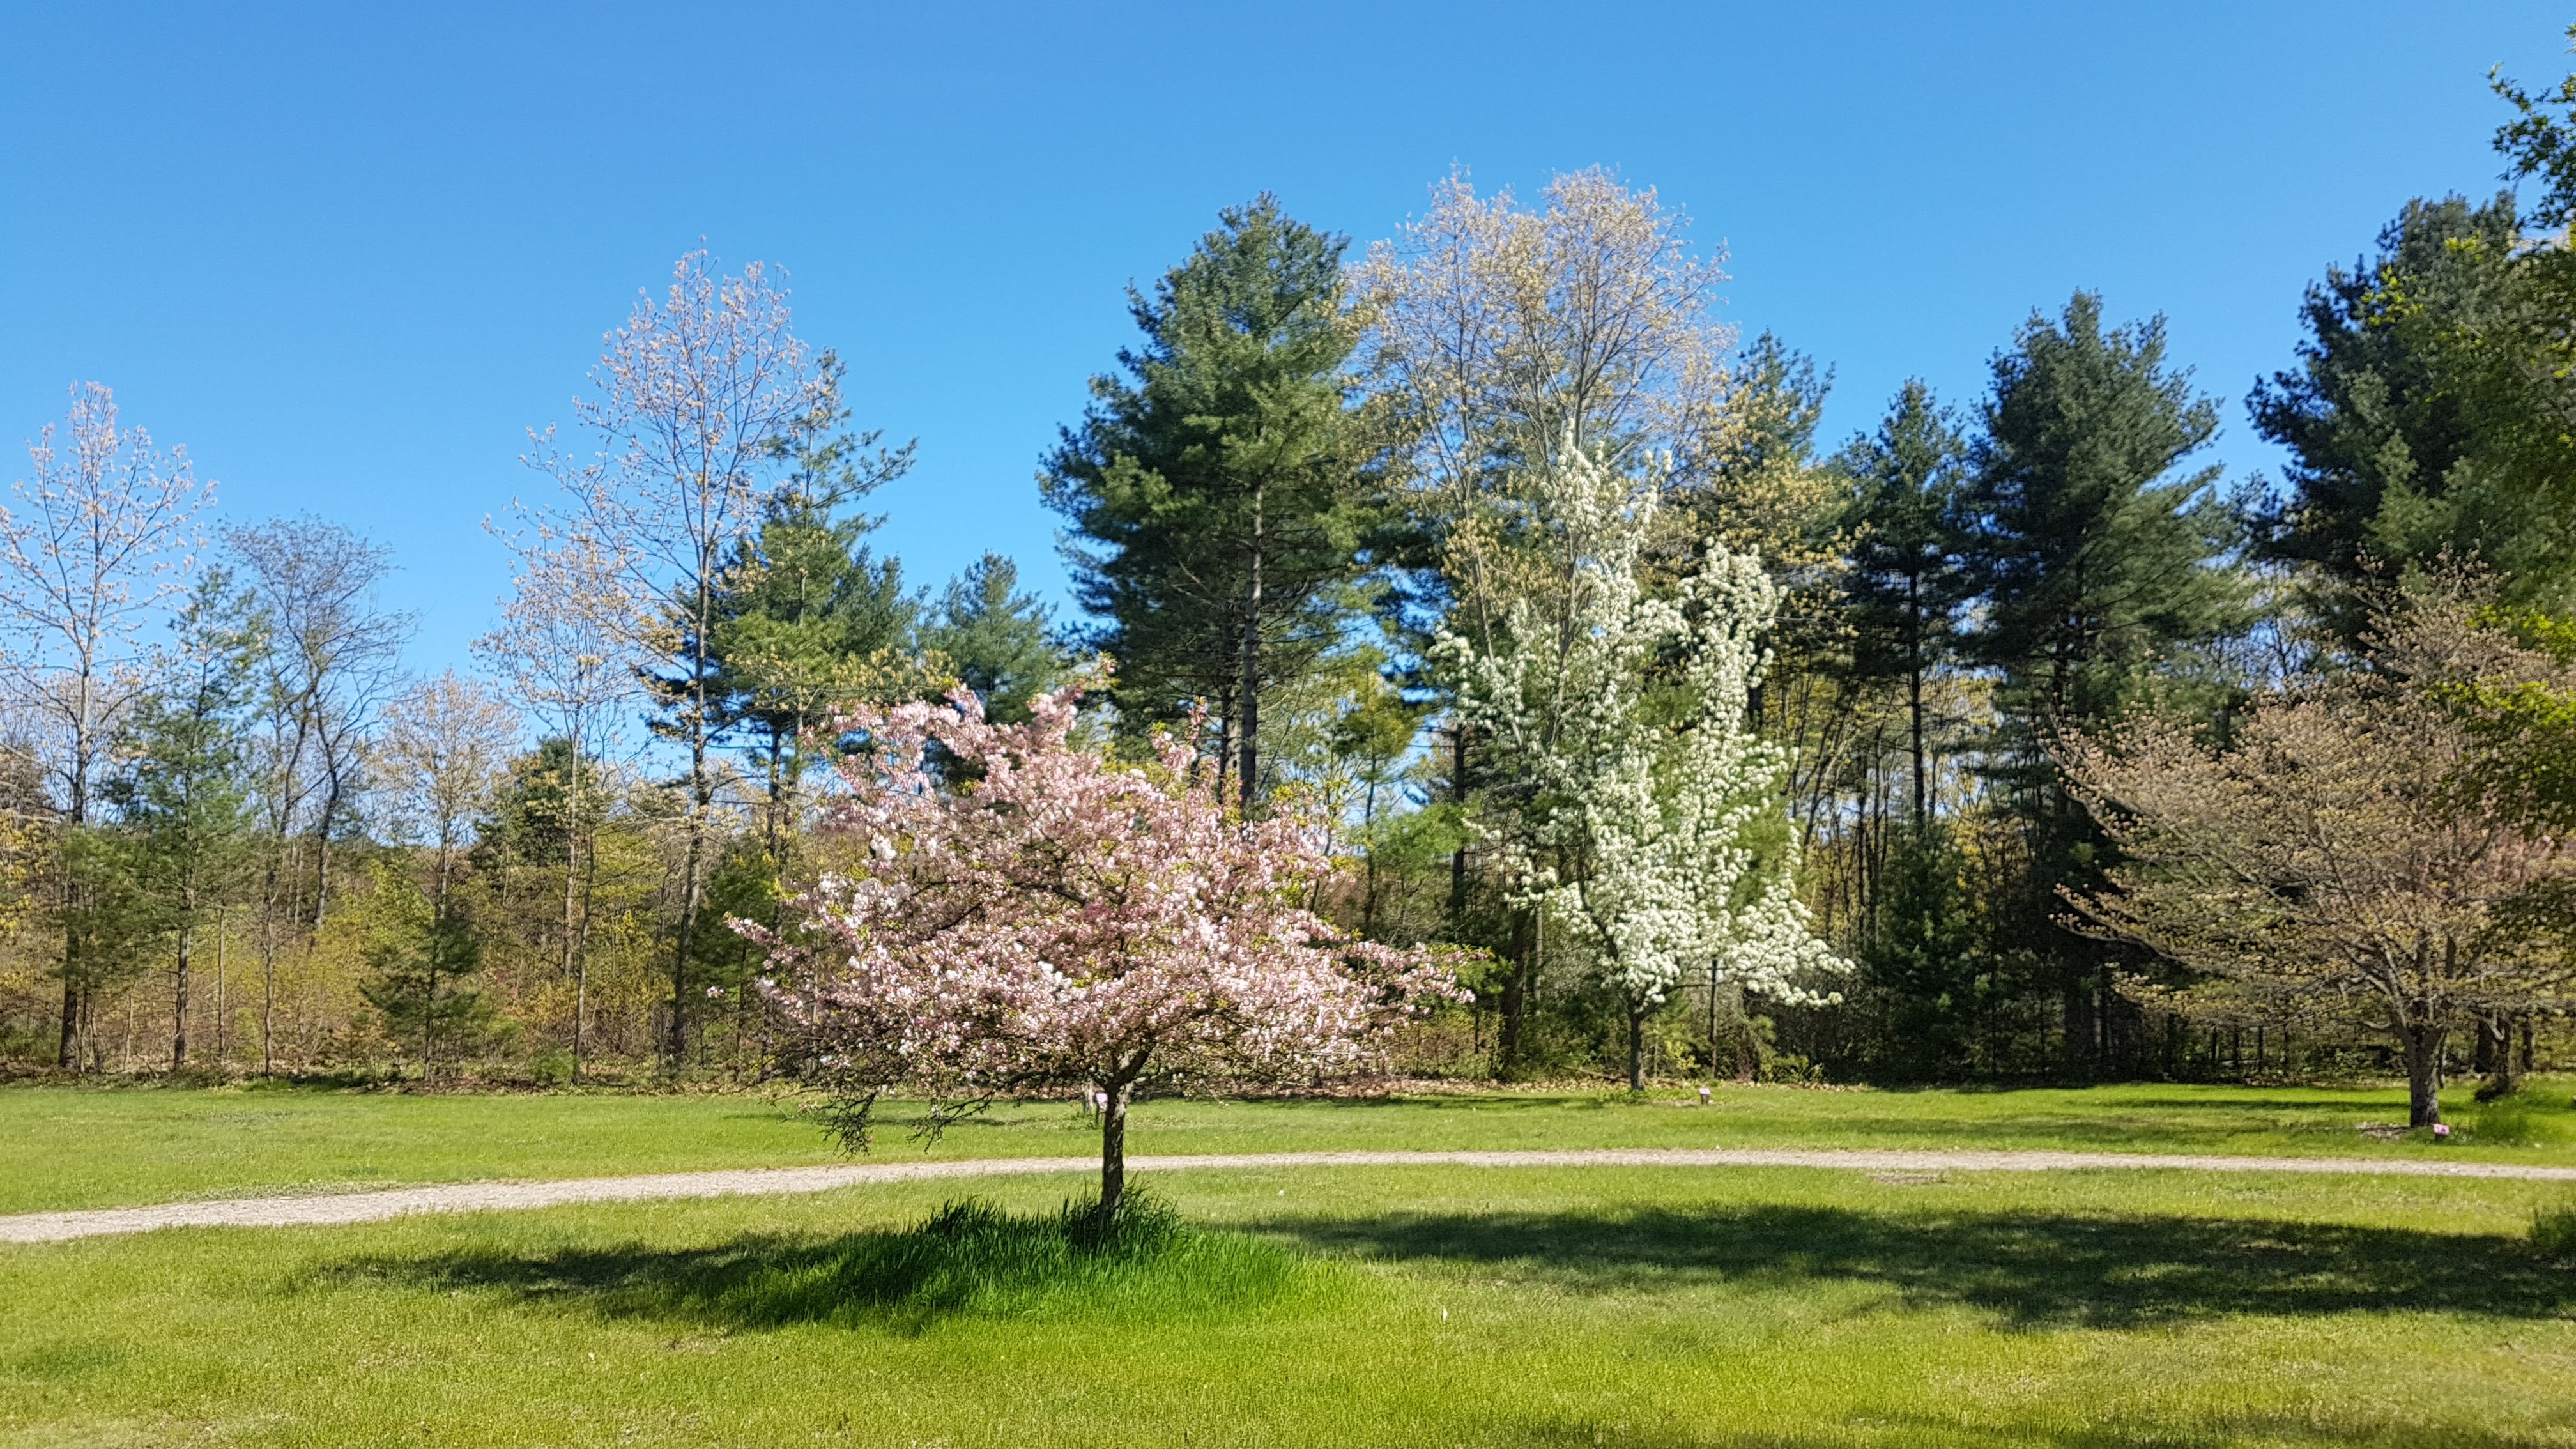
[
  {"left": 707, "top": 480, "right": 916, "bottom": 785},
  {"left": 1043, "top": 194, "right": 1386, "bottom": 800},
  {"left": 2462, "top": 1088, "right": 2545, "bottom": 1144},
  {"left": 1949, "top": 293, "right": 2249, "bottom": 1054},
  {"left": 1858, "top": 825, "right": 1991, "bottom": 1080},
  {"left": 919, "top": 552, "right": 1064, "bottom": 723},
  {"left": 476, "top": 737, "right": 606, "bottom": 869},
  {"left": 1956, "top": 293, "right": 2248, "bottom": 746},
  {"left": 1837, "top": 381, "right": 1968, "bottom": 820},
  {"left": 378, "top": 1190, "right": 1310, "bottom": 1332},
  {"left": 2248, "top": 195, "right": 2559, "bottom": 618},
  {"left": 356, "top": 860, "right": 500, "bottom": 1076}
]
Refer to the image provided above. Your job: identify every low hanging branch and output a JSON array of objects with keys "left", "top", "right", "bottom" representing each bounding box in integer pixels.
[{"left": 740, "top": 684, "right": 1466, "bottom": 1217}]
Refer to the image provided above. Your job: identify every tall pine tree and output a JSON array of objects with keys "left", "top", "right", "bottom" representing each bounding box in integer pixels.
[
  {"left": 1953, "top": 293, "right": 2248, "bottom": 1071},
  {"left": 2247, "top": 194, "right": 2575, "bottom": 621},
  {"left": 107, "top": 571, "right": 263, "bottom": 1070},
  {"left": 1837, "top": 381, "right": 1967, "bottom": 827},
  {"left": 1044, "top": 195, "right": 1383, "bottom": 809}
]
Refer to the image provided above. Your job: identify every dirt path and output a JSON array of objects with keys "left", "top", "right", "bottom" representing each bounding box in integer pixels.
[{"left": 8, "top": 1146, "right": 2573, "bottom": 1245}]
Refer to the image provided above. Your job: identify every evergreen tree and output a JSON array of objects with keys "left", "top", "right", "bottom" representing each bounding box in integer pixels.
[
  {"left": 2247, "top": 194, "right": 2575, "bottom": 619},
  {"left": 704, "top": 404, "right": 917, "bottom": 864},
  {"left": 1837, "top": 381, "right": 1968, "bottom": 826},
  {"left": 1856, "top": 822, "right": 1988, "bottom": 1080},
  {"left": 1953, "top": 293, "right": 2248, "bottom": 1069},
  {"left": 107, "top": 572, "right": 263, "bottom": 1070},
  {"left": 1043, "top": 195, "right": 1384, "bottom": 809},
  {"left": 357, "top": 858, "right": 494, "bottom": 1079},
  {"left": 919, "top": 552, "right": 1064, "bottom": 723}
]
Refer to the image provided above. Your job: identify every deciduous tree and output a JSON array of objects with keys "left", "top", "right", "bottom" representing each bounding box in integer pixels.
[
  {"left": 1438, "top": 446, "right": 1841, "bottom": 1089},
  {"left": 0, "top": 383, "right": 212, "bottom": 1066},
  {"left": 749, "top": 686, "right": 1460, "bottom": 1216},
  {"left": 2059, "top": 588, "right": 2574, "bottom": 1125},
  {"left": 533, "top": 250, "right": 835, "bottom": 1066}
]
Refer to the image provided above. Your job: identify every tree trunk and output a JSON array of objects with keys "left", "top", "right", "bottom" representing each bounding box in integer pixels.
[
  {"left": 312, "top": 771, "right": 345, "bottom": 926},
  {"left": 2480, "top": 1014, "right": 2521, "bottom": 1098},
  {"left": 55, "top": 968, "right": 79, "bottom": 1070},
  {"left": 1496, "top": 907, "right": 1535, "bottom": 1077},
  {"left": 214, "top": 918, "right": 228, "bottom": 1066},
  {"left": 172, "top": 926, "right": 192, "bottom": 1070},
  {"left": 562, "top": 739, "right": 588, "bottom": 1080},
  {"left": 574, "top": 806, "right": 600, "bottom": 1080},
  {"left": 57, "top": 692, "right": 94, "bottom": 1068},
  {"left": 1447, "top": 721, "right": 1469, "bottom": 935},
  {"left": 1238, "top": 482, "right": 1263, "bottom": 815},
  {"left": 2400, "top": 1022, "right": 2446, "bottom": 1127},
  {"left": 1359, "top": 776, "right": 1381, "bottom": 939},
  {"left": 1906, "top": 572, "right": 1926, "bottom": 829},
  {"left": 670, "top": 664, "right": 710, "bottom": 1070},
  {"left": 1098, "top": 1078, "right": 1130, "bottom": 1217},
  {"left": 1626, "top": 999, "right": 1648, "bottom": 1092}
]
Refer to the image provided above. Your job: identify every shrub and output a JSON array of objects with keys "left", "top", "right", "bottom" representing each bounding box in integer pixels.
[
  {"left": 2474, "top": 1092, "right": 2545, "bottom": 1147},
  {"left": 2534, "top": 1202, "right": 2576, "bottom": 1261}
]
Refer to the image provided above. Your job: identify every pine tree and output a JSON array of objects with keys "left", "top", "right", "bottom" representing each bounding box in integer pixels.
[
  {"left": 1044, "top": 195, "right": 1383, "bottom": 809},
  {"left": 1857, "top": 822, "right": 1988, "bottom": 1081},
  {"left": 703, "top": 387, "right": 917, "bottom": 869},
  {"left": 107, "top": 571, "right": 263, "bottom": 1070},
  {"left": 1953, "top": 293, "right": 2248, "bottom": 1070},
  {"left": 2247, "top": 194, "right": 2574, "bottom": 620},
  {"left": 357, "top": 859, "right": 494, "bottom": 1079},
  {"left": 1837, "top": 381, "right": 1967, "bottom": 827},
  {"left": 919, "top": 553, "right": 1063, "bottom": 723}
]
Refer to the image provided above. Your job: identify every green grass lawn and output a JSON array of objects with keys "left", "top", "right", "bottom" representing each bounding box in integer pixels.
[
  {"left": 4, "top": 1160, "right": 2573, "bottom": 1446},
  {"left": 1, "top": 1078, "right": 2572, "bottom": 1215}
]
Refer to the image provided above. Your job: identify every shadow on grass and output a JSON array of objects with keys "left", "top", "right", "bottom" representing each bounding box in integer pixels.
[
  {"left": 1485, "top": 1409, "right": 2563, "bottom": 1449},
  {"left": 323, "top": 1195, "right": 1317, "bottom": 1333},
  {"left": 1269, "top": 1203, "right": 2575, "bottom": 1328}
]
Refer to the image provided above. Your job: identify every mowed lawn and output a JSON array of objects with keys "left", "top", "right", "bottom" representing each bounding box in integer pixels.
[
  {"left": 2, "top": 1159, "right": 2573, "bottom": 1447},
  {"left": 4, "top": 1084, "right": 2576, "bottom": 1446},
  {"left": 3, "top": 1078, "right": 2573, "bottom": 1215}
]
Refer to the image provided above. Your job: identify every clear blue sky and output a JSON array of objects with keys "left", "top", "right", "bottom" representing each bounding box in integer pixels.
[{"left": 3, "top": 2, "right": 2568, "bottom": 674}]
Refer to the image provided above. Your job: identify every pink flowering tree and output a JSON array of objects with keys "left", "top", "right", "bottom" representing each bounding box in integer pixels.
[{"left": 744, "top": 685, "right": 1463, "bottom": 1216}]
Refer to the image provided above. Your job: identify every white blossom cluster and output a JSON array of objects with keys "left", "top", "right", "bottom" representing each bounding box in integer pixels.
[{"left": 1435, "top": 445, "right": 1844, "bottom": 1013}]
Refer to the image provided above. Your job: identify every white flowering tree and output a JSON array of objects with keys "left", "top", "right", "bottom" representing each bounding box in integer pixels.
[{"left": 1438, "top": 445, "right": 1841, "bottom": 1089}]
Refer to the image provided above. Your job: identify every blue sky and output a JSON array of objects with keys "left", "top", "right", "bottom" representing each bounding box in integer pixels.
[{"left": 3, "top": 2, "right": 2568, "bottom": 674}]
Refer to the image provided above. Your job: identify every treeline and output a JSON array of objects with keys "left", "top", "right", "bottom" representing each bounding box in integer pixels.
[{"left": 12, "top": 40, "right": 2576, "bottom": 1091}]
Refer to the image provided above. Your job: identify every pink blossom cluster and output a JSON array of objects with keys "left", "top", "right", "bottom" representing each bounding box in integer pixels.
[{"left": 745, "top": 687, "right": 1463, "bottom": 1102}]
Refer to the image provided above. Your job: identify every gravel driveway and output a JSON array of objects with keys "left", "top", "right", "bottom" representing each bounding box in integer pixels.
[{"left": 8, "top": 1146, "right": 2572, "bottom": 1244}]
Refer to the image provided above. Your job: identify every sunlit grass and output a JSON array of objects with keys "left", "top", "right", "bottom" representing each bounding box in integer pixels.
[{"left": 5, "top": 1166, "right": 2574, "bottom": 1446}]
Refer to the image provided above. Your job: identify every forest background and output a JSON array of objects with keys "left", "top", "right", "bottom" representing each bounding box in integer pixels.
[{"left": 14, "top": 10, "right": 2576, "bottom": 1100}]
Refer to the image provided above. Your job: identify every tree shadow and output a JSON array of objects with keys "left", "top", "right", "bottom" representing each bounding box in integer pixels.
[
  {"left": 1483, "top": 1409, "right": 2560, "bottom": 1449},
  {"left": 1266, "top": 1203, "right": 2574, "bottom": 1328},
  {"left": 318, "top": 1197, "right": 1307, "bottom": 1334}
]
